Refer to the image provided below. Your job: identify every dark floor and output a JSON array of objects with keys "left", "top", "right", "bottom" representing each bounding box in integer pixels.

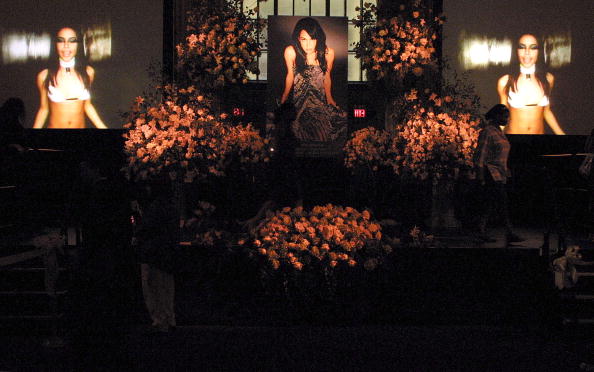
[
  {"left": 1, "top": 323, "right": 593, "bottom": 371},
  {"left": 2, "top": 228, "right": 593, "bottom": 371}
]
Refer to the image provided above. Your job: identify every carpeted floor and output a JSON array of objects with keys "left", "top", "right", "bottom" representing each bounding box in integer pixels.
[{"left": 1, "top": 324, "right": 593, "bottom": 371}]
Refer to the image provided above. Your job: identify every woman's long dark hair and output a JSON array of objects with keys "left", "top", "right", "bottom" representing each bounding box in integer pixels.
[
  {"left": 504, "top": 33, "right": 550, "bottom": 97},
  {"left": 291, "top": 17, "right": 328, "bottom": 74},
  {"left": 45, "top": 26, "right": 91, "bottom": 90}
]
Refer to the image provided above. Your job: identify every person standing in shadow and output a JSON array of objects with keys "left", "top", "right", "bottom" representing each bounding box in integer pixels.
[
  {"left": 66, "top": 159, "right": 135, "bottom": 368},
  {"left": 474, "top": 104, "right": 524, "bottom": 245},
  {"left": 0, "top": 97, "right": 28, "bottom": 184},
  {"left": 0, "top": 97, "right": 26, "bottom": 150},
  {"left": 134, "top": 176, "right": 179, "bottom": 332}
]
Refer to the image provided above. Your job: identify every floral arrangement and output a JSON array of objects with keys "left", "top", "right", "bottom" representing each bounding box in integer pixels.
[
  {"left": 175, "top": 0, "right": 264, "bottom": 90},
  {"left": 250, "top": 204, "right": 391, "bottom": 274},
  {"left": 343, "top": 126, "right": 396, "bottom": 172},
  {"left": 184, "top": 201, "right": 231, "bottom": 248},
  {"left": 408, "top": 225, "right": 435, "bottom": 248},
  {"left": 122, "top": 85, "right": 269, "bottom": 181},
  {"left": 390, "top": 89, "right": 481, "bottom": 180},
  {"left": 344, "top": 86, "right": 480, "bottom": 181},
  {"left": 352, "top": 0, "right": 442, "bottom": 92}
]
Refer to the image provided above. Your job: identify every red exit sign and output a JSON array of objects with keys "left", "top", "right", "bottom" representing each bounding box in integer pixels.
[
  {"left": 353, "top": 108, "right": 366, "bottom": 118},
  {"left": 233, "top": 107, "right": 245, "bottom": 116}
]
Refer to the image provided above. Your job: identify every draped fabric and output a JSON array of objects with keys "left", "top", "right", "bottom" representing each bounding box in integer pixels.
[{"left": 290, "top": 65, "right": 347, "bottom": 143}]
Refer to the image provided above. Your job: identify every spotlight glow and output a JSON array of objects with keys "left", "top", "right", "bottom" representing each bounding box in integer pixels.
[
  {"left": 1, "top": 22, "right": 112, "bottom": 64},
  {"left": 544, "top": 32, "right": 571, "bottom": 68},
  {"left": 83, "top": 23, "right": 112, "bottom": 62},
  {"left": 459, "top": 32, "right": 512, "bottom": 70},
  {"left": 1, "top": 32, "right": 51, "bottom": 64},
  {"left": 458, "top": 31, "right": 572, "bottom": 70}
]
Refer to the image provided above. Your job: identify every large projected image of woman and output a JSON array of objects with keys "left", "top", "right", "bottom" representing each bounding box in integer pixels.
[
  {"left": 497, "top": 34, "right": 564, "bottom": 135},
  {"left": 33, "top": 27, "right": 107, "bottom": 129},
  {"left": 280, "top": 17, "right": 346, "bottom": 142}
]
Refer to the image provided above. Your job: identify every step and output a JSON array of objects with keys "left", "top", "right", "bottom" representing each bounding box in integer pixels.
[
  {"left": 0, "top": 247, "right": 45, "bottom": 267},
  {"left": 0, "top": 290, "right": 67, "bottom": 296},
  {"left": 0, "top": 246, "right": 71, "bottom": 269},
  {"left": 0, "top": 293, "right": 66, "bottom": 317},
  {"left": 560, "top": 293, "right": 594, "bottom": 301},
  {"left": 0, "top": 314, "right": 63, "bottom": 321},
  {"left": 562, "top": 317, "right": 594, "bottom": 325},
  {"left": 559, "top": 302, "right": 594, "bottom": 320},
  {"left": 0, "top": 271, "right": 70, "bottom": 291}
]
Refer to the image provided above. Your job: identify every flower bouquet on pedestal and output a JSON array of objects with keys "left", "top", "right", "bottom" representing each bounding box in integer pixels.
[{"left": 391, "top": 88, "right": 481, "bottom": 231}]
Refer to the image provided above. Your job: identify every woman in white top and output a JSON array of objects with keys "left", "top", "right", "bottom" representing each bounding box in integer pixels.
[
  {"left": 33, "top": 27, "right": 106, "bottom": 129},
  {"left": 497, "top": 33, "right": 564, "bottom": 135}
]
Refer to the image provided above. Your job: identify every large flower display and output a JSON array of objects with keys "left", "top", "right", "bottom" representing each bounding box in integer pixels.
[
  {"left": 344, "top": 88, "right": 481, "bottom": 181},
  {"left": 175, "top": 0, "right": 264, "bottom": 90},
  {"left": 391, "top": 89, "right": 481, "bottom": 180},
  {"left": 251, "top": 204, "right": 390, "bottom": 274},
  {"left": 122, "top": 85, "right": 269, "bottom": 181},
  {"left": 353, "top": 0, "right": 442, "bottom": 93}
]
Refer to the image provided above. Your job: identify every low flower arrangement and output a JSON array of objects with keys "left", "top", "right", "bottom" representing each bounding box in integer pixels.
[
  {"left": 343, "top": 126, "right": 396, "bottom": 172},
  {"left": 122, "top": 85, "right": 269, "bottom": 181},
  {"left": 408, "top": 225, "right": 435, "bottom": 248},
  {"left": 250, "top": 204, "right": 391, "bottom": 274},
  {"left": 175, "top": 0, "right": 264, "bottom": 89},
  {"left": 185, "top": 200, "right": 226, "bottom": 247}
]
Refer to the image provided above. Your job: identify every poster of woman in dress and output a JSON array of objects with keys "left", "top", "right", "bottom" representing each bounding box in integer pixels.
[{"left": 267, "top": 16, "right": 348, "bottom": 158}]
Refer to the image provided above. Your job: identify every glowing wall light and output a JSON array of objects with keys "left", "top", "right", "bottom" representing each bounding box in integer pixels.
[
  {"left": 353, "top": 108, "right": 366, "bottom": 118},
  {"left": 233, "top": 107, "right": 245, "bottom": 116}
]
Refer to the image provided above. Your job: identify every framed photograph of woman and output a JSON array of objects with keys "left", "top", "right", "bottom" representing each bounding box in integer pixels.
[{"left": 266, "top": 16, "right": 348, "bottom": 158}]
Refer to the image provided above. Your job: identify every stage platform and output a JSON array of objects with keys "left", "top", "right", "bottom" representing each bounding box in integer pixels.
[{"left": 1, "top": 130, "right": 592, "bottom": 371}]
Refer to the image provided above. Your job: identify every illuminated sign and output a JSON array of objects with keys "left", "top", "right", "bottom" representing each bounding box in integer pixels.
[{"left": 354, "top": 108, "right": 366, "bottom": 118}]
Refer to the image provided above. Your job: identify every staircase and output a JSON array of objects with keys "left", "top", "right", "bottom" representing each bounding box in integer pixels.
[
  {"left": 0, "top": 238, "right": 70, "bottom": 342},
  {"left": 555, "top": 240, "right": 594, "bottom": 327},
  {"left": 0, "top": 150, "right": 73, "bottom": 341}
]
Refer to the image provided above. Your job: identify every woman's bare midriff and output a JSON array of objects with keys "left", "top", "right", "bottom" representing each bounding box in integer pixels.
[
  {"left": 48, "top": 100, "right": 86, "bottom": 128},
  {"left": 505, "top": 106, "right": 545, "bottom": 134}
]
